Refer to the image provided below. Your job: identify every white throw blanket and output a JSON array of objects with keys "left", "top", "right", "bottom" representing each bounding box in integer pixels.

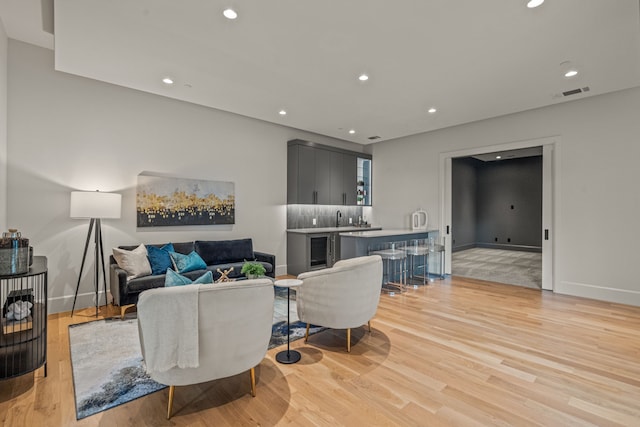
[{"left": 138, "top": 284, "right": 200, "bottom": 374}]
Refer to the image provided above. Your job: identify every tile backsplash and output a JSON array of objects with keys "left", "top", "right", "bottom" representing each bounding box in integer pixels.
[{"left": 287, "top": 205, "right": 366, "bottom": 229}]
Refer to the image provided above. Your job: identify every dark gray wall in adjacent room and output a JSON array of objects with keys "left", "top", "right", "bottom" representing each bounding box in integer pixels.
[
  {"left": 476, "top": 156, "right": 542, "bottom": 248},
  {"left": 452, "top": 157, "right": 479, "bottom": 251},
  {"left": 452, "top": 155, "right": 542, "bottom": 251}
]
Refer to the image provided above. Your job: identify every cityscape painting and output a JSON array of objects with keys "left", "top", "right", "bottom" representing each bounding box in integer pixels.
[{"left": 136, "top": 174, "right": 235, "bottom": 227}]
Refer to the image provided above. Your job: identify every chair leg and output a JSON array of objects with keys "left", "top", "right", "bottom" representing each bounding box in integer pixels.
[
  {"left": 304, "top": 323, "right": 310, "bottom": 342},
  {"left": 250, "top": 367, "right": 256, "bottom": 397},
  {"left": 120, "top": 304, "right": 135, "bottom": 319},
  {"left": 167, "top": 385, "right": 175, "bottom": 420},
  {"left": 368, "top": 320, "right": 372, "bottom": 333},
  {"left": 347, "top": 328, "right": 351, "bottom": 353}
]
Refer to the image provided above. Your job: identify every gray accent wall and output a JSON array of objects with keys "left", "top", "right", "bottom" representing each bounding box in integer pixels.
[
  {"left": 452, "top": 156, "right": 542, "bottom": 251},
  {"left": 451, "top": 157, "right": 478, "bottom": 250},
  {"left": 476, "top": 156, "right": 542, "bottom": 249}
]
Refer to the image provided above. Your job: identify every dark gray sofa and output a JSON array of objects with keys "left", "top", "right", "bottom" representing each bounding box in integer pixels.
[{"left": 109, "top": 238, "right": 275, "bottom": 317}]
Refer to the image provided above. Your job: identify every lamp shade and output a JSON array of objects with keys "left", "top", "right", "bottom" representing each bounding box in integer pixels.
[{"left": 70, "top": 191, "right": 122, "bottom": 219}]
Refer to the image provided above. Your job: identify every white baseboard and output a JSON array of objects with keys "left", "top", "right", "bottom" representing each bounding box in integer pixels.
[
  {"left": 48, "top": 291, "right": 111, "bottom": 315},
  {"left": 275, "top": 264, "right": 288, "bottom": 277},
  {"left": 557, "top": 281, "right": 640, "bottom": 307}
]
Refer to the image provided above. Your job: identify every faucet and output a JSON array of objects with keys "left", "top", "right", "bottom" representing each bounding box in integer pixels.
[{"left": 336, "top": 210, "right": 342, "bottom": 227}]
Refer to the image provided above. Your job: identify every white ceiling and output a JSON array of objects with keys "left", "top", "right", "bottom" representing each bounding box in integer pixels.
[{"left": 1, "top": 0, "right": 640, "bottom": 144}]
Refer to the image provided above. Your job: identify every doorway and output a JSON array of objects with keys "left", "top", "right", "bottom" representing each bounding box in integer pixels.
[
  {"left": 451, "top": 149, "right": 542, "bottom": 289},
  {"left": 439, "top": 137, "right": 556, "bottom": 291}
]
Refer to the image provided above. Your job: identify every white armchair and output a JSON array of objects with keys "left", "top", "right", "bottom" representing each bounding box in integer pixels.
[
  {"left": 137, "top": 278, "right": 274, "bottom": 419},
  {"left": 296, "top": 255, "right": 383, "bottom": 352}
]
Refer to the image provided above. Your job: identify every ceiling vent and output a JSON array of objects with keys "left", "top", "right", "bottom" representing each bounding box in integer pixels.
[
  {"left": 562, "top": 86, "right": 590, "bottom": 97},
  {"left": 368, "top": 136, "right": 381, "bottom": 140}
]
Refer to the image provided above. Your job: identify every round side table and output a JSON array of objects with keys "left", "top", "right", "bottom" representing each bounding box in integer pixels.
[{"left": 274, "top": 278, "right": 303, "bottom": 364}]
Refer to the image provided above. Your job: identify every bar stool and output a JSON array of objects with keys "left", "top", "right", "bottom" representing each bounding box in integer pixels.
[
  {"left": 427, "top": 237, "right": 446, "bottom": 281},
  {"left": 405, "top": 239, "right": 429, "bottom": 287},
  {"left": 368, "top": 241, "right": 407, "bottom": 295}
]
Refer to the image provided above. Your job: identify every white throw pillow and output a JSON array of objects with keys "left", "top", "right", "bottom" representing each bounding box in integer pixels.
[{"left": 113, "top": 244, "right": 152, "bottom": 280}]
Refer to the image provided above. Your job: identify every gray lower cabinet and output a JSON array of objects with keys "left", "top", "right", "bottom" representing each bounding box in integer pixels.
[{"left": 287, "top": 232, "right": 331, "bottom": 276}]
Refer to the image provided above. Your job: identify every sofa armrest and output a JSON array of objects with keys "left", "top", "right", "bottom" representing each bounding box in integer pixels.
[
  {"left": 109, "top": 263, "right": 129, "bottom": 306},
  {"left": 254, "top": 251, "right": 276, "bottom": 278}
]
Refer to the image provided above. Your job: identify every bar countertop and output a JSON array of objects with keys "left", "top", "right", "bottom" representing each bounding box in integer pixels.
[
  {"left": 287, "top": 226, "right": 382, "bottom": 234},
  {"left": 339, "top": 228, "right": 438, "bottom": 238}
]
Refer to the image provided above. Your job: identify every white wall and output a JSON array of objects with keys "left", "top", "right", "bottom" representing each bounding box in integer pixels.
[
  {"left": 0, "top": 21, "right": 7, "bottom": 230},
  {"left": 372, "top": 87, "right": 640, "bottom": 306},
  {"left": 7, "top": 40, "right": 363, "bottom": 313}
]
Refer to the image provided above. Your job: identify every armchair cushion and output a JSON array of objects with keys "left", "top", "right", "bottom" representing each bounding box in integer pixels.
[
  {"left": 138, "top": 278, "right": 275, "bottom": 386},
  {"left": 296, "top": 255, "right": 383, "bottom": 330}
]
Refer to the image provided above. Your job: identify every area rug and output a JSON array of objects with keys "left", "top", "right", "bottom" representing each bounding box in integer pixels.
[{"left": 68, "top": 292, "right": 324, "bottom": 420}]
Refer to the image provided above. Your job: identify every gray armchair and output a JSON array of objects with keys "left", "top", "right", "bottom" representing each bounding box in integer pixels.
[
  {"left": 296, "top": 255, "right": 383, "bottom": 352},
  {"left": 137, "top": 278, "right": 274, "bottom": 419}
]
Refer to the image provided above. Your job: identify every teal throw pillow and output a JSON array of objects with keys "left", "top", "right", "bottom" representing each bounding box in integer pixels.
[
  {"left": 169, "top": 251, "right": 207, "bottom": 273},
  {"left": 147, "top": 243, "right": 175, "bottom": 275},
  {"left": 165, "top": 269, "right": 213, "bottom": 287}
]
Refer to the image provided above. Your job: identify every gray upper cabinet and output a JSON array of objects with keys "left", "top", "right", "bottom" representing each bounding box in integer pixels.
[
  {"left": 342, "top": 154, "right": 358, "bottom": 205},
  {"left": 288, "top": 140, "right": 370, "bottom": 205}
]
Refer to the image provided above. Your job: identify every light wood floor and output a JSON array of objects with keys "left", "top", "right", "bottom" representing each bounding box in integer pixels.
[{"left": 2, "top": 276, "right": 640, "bottom": 426}]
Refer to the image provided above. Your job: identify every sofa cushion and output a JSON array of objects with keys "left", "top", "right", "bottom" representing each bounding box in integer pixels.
[
  {"left": 113, "top": 244, "right": 152, "bottom": 280},
  {"left": 195, "top": 239, "right": 254, "bottom": 265},
  {"left": 147, "top": 243, "right": 175, "bottom": 275},
  {"left": 169, "top": 251, "right": 207, "bottom": 274},
  {"left": 165, "top": 269, "right": 213, "bottom": 287},
  {"left": 125, "top": 274, "right": 168, "bottom": 294}
]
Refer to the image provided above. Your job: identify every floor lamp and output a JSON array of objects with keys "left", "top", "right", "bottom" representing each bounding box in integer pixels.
[{"left": 70, "top": 190, "right": 122, "bottom": 317}]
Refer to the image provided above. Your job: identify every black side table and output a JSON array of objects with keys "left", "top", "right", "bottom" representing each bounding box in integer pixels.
[
  {"left": 1, "top": 256, "right": 48, "bottom": 379},
  {"left": 274, "top": 279, "right": 303, "bottom": 364}
]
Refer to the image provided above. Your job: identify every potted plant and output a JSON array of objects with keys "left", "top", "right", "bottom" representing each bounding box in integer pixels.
[{"left": 241, "top": 261, "right": 266, "bottom": 279}]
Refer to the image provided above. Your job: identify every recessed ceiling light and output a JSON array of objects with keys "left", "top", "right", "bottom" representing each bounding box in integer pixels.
[
  {"left": 279, "top": 110, "right": 287, "bottom": 116},
  {"left": 223, "top": 8, "right": 238, "bottom": 19},
  {"left": 348, "top": 129, "right": 356, "bottom": 134},
  {"left": 358, "top": 74, "right": 369, "bottom": 82},
  {"left": 496, "top": 155, "right": 502, "bottom": 159},
  {"left": 527, "top": 0, "right": 544, "bottom": 8},
  {"left": 428, "top": 107, "right": 437, "bottom": 114},
  {"left": 564, "top": 69, "right": 578, "bottom": 78},
  {"left": 162, "top": 77, "right": 174, "bottom": 85}
]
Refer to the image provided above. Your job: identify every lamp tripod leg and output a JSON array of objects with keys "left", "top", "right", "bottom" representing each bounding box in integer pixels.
[
  {"left": 97, "top": 219, "right": 109, "bottom": 308},
  {"left": 71, "top": 218, "right": 95, "bottom": 317},
  {"left": 94, "top": 220, "right": 100, "bottom": 317}
]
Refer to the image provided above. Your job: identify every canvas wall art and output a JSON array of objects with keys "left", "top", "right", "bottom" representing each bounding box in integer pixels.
[{"left": 137, "top": 174, "right": 235, "bottom": 227}]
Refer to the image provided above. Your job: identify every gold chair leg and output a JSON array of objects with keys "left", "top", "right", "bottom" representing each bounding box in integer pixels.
[
  {"left": 347, "top": 328, "right": 351, "bottom": 353},
  {"left": 120, "top": 304, "right": 135, "bottom": 319},
  {"left": 304, "top": 323, "right": 310, "bottom": 342},
  {"left": 368, "top": 320, "right": 372, "bottom": 333},
  {"left": 250, "top": 367, "right": 256, "bottom": 397},
  {"left": 167, "top": 385, "right": 175, "bottom": 420}
]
